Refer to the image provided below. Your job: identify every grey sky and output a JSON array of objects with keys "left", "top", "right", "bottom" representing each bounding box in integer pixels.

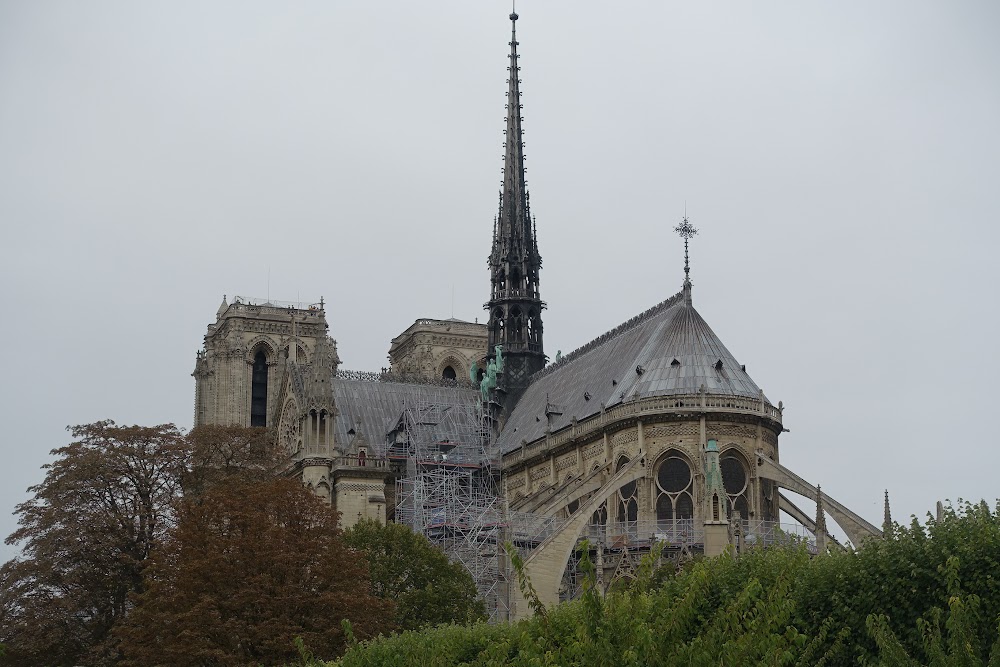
[{"left": 1, "top": 1, "right": 998, "bottom": 556}]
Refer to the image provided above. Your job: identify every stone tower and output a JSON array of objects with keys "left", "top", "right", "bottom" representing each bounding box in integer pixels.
[
  {"left": 486, "top": 11, "right": 546, "bottom": 408},
  {"left": 192, "top": 296, "right": 334, "bottom": 428}
]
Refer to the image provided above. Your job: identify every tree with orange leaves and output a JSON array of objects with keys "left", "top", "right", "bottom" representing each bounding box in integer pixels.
[{"left": 116, "top": 477, "right": 393, "bottom": 666}]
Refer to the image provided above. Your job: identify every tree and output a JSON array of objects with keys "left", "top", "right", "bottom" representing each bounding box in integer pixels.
[
  {"left": 116, "top": 477, "right": 393, "bottom": 666},
  {"left": 183, "top": 423, "right": 286, "bottom": 494},
  {"left": 0, "top": 421, "right": 187, "bottom": 666},
  {"left": 343, "top": 519, "right": 486, "bottom": 631}
]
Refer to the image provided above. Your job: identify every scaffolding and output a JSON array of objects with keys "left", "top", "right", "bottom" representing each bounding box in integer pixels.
[
  {"left": 390, "top": 400, "right": 512, "bottom": 620},
  {"left": 384, "top": 398, "right": 821, "bottom": 619}
]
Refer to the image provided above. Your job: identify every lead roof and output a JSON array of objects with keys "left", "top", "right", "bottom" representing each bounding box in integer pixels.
[
  {"left": 333, "top": 379, "right": 479, "bottom": 453},
  {"left": 497, "top": 288, "right": 767, "bottom": 454}
]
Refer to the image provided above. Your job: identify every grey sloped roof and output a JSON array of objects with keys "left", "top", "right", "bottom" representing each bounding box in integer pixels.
[
  {"left": 498, "top": 289, "right": 765, "bottom": 454},
  {"left": 333, "top": 378, "right": 479, "bottom": 453}
]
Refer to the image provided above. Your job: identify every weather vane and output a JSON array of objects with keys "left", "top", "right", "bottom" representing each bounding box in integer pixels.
[{"left": 674, "top": 215, "right": 698, "bottom": 284}]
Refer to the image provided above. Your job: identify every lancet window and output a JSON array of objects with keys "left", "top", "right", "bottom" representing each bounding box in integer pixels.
[
  {"left": 720, "top": 451, "right": 751, "bottom": 520},
  {"left": 250, "top": 350, "right": 268, "bottom": 427}
]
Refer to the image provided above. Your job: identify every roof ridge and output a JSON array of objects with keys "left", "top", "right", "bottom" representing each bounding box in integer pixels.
[{"left": 530, "top": 291, "right": 683, "bottom": 381}]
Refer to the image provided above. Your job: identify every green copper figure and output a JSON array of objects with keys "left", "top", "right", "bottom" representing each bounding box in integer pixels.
[{"left": 479, "top": 346, "right": 505, "bottom": 403}]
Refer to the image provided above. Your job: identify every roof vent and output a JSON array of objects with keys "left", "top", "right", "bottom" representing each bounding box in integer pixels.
[
  {"left": 612, "top": 379, "right": 618, "bottom": 386},
  {"left": 584, "top": 392, "right": 591, "bottom": 401},
  {"left": 670, "top": 358, "right": 680, "bottom": 367},
  {"left": 741, "top": 364, "right": 746, "bottom": 372},
  {"left": 714, "top": 359, "right": 724, "bottom": 371},
  {"left": 347, "top": 428, "right": 356, "bottom": 436},
  {"left": 636, "top": 365, "right": 645, "bottom": 375}
]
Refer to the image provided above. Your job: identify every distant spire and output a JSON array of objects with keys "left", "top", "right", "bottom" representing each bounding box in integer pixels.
[
  {"left": 883, "top": 490, "right": 892, "bottom": 535},
  {"left": 815, "top": 484, "right": 828, "bottom": 553},
  {"left": 815, "top": 484, "right": 827, "bottom": 533},
  {"left": 674, "top": 214, "right": 698, "bottom": 304}
]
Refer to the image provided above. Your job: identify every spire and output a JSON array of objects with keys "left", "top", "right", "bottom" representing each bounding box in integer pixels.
[
  {"left": 492, "top": 9, "right": 535, "bottom": 265},
  {"left": 882, "top": 490, "right": 892, "bottom": 535},
  {"left": 485, "top": 9, "right": 546, "bottom": 408},
  {"left": 814, "top": 484, "right": 828, "bottom": 554},
  {"left": 674, "top": 215, "right": 698, "bottom": 306}
]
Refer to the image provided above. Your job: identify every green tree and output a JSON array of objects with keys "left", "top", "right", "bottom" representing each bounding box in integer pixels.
[
  {"left": 343, "top": 519, "right": 486, "bottom": 631},
  {"left": 0, "top": 421, "right": 188, "bottom": 666}
]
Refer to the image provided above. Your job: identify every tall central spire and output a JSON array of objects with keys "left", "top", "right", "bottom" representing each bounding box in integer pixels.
[
  {"left": 486, "top": 10, "right": 546, "bottom": 410},
  {"left": 491, "top": 10, "right": 536, "bottom": 267}
]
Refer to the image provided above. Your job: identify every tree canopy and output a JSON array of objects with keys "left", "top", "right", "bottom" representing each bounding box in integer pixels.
[
  {"left": 0, "top": 422, "right": 395, "bottom": 666},
  {"left": 336, "top": 501, "right": 1000, "bottom": 667},
  {"left": 0, "top": 421, "right": 186, "bottom": 666},
  {"left": 343, "top": 519, "right": 486, "bottom": 631},
  {"left": 116, "top": 477, "right": 392, "bottom": 666}
]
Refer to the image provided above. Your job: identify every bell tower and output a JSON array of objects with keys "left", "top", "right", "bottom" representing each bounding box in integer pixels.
[{"left": 485, "top": 10, "right": 546, "bottom": 408}]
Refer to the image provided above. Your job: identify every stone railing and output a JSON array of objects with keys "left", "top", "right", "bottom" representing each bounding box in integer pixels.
[
  {"left": 335, "top": 368, "right": 477, "bottom": 389},
  {"left": 576, "top": 518, "right": 813, "bottom": 551},
  {"left": 331, "top": 455, "right": 389, "bottom": 470},
  {"left": 503, "top": 392, "right": 782, "bottom": 465},
  {"left": 227, "top": 297, "right": 326, "bottom": 318}
]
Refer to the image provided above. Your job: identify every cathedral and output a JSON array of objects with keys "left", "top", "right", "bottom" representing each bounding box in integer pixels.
[{"left": 192, "top": 11, "right": 883, "bottom": 620}]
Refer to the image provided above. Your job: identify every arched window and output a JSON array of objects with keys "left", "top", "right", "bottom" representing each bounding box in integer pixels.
[
  {"left": 510, "top": 307, "right": 523, "bottom": 343},
  {"left": 493, "top": 308, "right": 504, "bottom": 342},
  {"left": 442, "top": 366, "right": 457, "bottom": 380},
  {"left": 250, "top": 350, "right": 268, "bottom": 427},
  {"left": 655, "top": 451, "right": 694, "bottom": 532},
  {"left": 721, "top": 451, "right": 751, "bottom": 520},
  {"left": 614, "top": 456, "right": 638, "bottom": 527}
]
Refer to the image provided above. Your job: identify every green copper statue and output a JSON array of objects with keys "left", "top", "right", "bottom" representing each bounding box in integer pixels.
[
  {"left": 479, "top": 345, "right": 505, "bottom": 403},
  {"left": 469, "top": 361, "right": 478, "bottom": 385}
]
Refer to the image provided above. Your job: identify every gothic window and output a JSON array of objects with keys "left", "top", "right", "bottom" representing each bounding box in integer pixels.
[
  {"left": 721, "top": 451, "right": 751, "bottom": 520},
  {"left": 496, "top": 270, "right": 506, "bottom": 295},
  {"left": 590, "top": 501, "right": 608, "bottom": 527},
  {"left": 655, "top": 451, "right": 694, "bottom": 530},
  {"left": 442, "top": 366, "right": 457, "bottom": 380},
  {"left": 615, "top": 456, "right": 638, "bottom": 525},
  {"left": 510, "top": 267, "right": 521, "bottom": 294},
  {"left": 493, "top": 308, "right": 505, "bottom": 342},
  {"left": 527, "top": 309, "right": 539, "bottom": 343},
  {"left": 510, "top": 307, "right": 523, "bottom": 343},
  {"left": 250, "top": 350, "right": 268, "bottom": 427}
]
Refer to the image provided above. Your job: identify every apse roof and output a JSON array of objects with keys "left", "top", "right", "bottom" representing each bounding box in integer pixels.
[{"left": 497, "top": 287, "right": 767, "bottom": 454}]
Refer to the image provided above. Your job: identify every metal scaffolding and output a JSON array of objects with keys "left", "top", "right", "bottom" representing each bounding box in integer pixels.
[{"left": 390, "top": 400, "right": 512, "bottom": 620}]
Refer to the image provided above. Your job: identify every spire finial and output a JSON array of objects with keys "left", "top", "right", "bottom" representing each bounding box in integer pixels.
[{"left": 674, "top": 213, "right": 698, "bottom": 303}]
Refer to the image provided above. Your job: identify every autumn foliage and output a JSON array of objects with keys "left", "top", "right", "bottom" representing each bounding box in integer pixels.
[
  {"left": 0, "top": 422, "right": 186, "bottom": 665},
  {"left": 116, "top": 477, "right": 391, "bottom": 666},
  {"left": 0, "top": 422, "right": 395, "bottom": 666}
]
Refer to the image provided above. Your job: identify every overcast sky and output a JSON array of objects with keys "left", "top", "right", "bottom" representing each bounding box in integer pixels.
[{"left": 1, "top": 1, "right": 998, "bottom": 557}]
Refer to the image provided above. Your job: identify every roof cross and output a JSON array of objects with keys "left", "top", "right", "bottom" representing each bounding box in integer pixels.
[{"left": 674, "top": 215, "right": 698, "bottom": 286}]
